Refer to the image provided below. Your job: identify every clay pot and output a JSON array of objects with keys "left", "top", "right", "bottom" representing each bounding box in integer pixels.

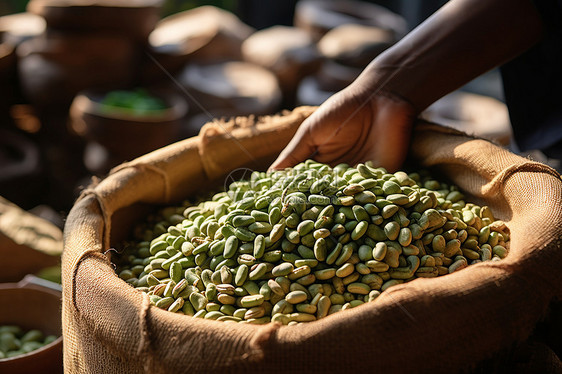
[
  {"left": 26, "top": 0, "right": 163, "bottom": 41},
  {"left": 0, "top": 276, "right": 62, "bottom": 374},
  {"left": 142, "top": 6, "right": 254, "bottom": 84},
  {"left": 17, "top": 34, "right": 136, "bottom": 110},
  {"left": 423, "top": 91, "right": 512, "bottom": 146},
  {"left": 317, "top": 24, "right": 395, "bottom": 68},
  {"left": 241, "top": 25, "right": 321, "bottom": 106},
  {"left": 178, "top": 61, "right": 281, "bottom": 117},
  {"left": 149, "top": 5, "right": 254, "bottom": 63},
  {"left": 69, "top": 88, "right": 188, "bottom": 174},
  {"left": 294, "top": 0, "right": 407, "bottom": 41}
]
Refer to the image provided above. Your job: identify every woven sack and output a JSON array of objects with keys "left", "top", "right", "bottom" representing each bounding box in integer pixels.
[
  {"left": 63, "top": 106, "right": 562, "bottom": 373},
  {"left": 0, "top": 196, "right": 62, "bottom": 283}
]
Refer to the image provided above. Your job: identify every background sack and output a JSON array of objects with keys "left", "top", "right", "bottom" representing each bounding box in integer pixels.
[
  {"left": 63, "top": 106, "right": 562, "bottom": 373},
  {"left": 0, "top": 196, "right": 62, "bottom": 282}
]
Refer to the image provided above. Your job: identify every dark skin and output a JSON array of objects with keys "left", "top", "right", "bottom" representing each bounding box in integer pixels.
[{"left": 271, "top": 0, "right": 544, "bottom": 171}]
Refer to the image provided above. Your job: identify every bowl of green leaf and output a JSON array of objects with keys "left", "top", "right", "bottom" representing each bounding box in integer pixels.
[{"left": 70, "top": 88, "right": 188, "bottom": 174}]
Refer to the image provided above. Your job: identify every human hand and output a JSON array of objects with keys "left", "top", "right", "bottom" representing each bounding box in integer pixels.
[{"left": 270, "top": 85, "right": 416, "bottom": 172}]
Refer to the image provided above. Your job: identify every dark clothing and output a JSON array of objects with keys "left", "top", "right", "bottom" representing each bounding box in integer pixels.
[{"left": 500, "top": 0, "right": 562, "bottom": 155}]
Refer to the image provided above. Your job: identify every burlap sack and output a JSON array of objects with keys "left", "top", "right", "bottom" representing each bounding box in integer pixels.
[
  {"left": 63, "top": 106, "right": 562, "bottom": 373},
  {"left": 0, "top": 197, "right": 62, "bottom": 283}
]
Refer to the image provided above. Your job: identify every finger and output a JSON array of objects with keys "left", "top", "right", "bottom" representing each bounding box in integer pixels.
[
  {"left": 269, "top": 129, "right": 317, "bottom": 171},
  {"left": 365, "top": 113, "right": 413, "bottom": 172}
]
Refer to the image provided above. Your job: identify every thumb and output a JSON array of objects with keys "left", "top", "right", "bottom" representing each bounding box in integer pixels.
[{"left": 269, "top": 130, "right": 317, "bottom": 171}]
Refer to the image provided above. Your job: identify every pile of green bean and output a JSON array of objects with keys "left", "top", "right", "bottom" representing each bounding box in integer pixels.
[
  {"left": 0, "top": 325, "right": 58, "bottom": 359},
  {"left": 115, "top": 161, "right": 509, "bottom": 325}
]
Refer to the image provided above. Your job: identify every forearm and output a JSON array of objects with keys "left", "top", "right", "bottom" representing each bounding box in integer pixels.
[{"left": 354, "top": 0, "right": 544, "bottom": 113}]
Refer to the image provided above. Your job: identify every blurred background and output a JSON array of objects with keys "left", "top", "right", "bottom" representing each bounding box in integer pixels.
[{"left": 0, "top": 0, "right": 508, "bottom": 287}]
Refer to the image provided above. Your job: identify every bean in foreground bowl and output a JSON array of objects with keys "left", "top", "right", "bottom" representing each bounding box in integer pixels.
[
  {"left": 0, "top": 325, "right": 58, "bottom": 359},
  {"left": 0, "top": 277, "right": 62, "bottom": 373}
]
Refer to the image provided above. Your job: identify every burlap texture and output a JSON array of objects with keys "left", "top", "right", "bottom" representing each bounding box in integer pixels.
[
  {"left": 0, "top": 197, "right": 62, "bottom": 282},
  {"left": 63, "top": 106, "right": 562, "bottom": 373}
]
